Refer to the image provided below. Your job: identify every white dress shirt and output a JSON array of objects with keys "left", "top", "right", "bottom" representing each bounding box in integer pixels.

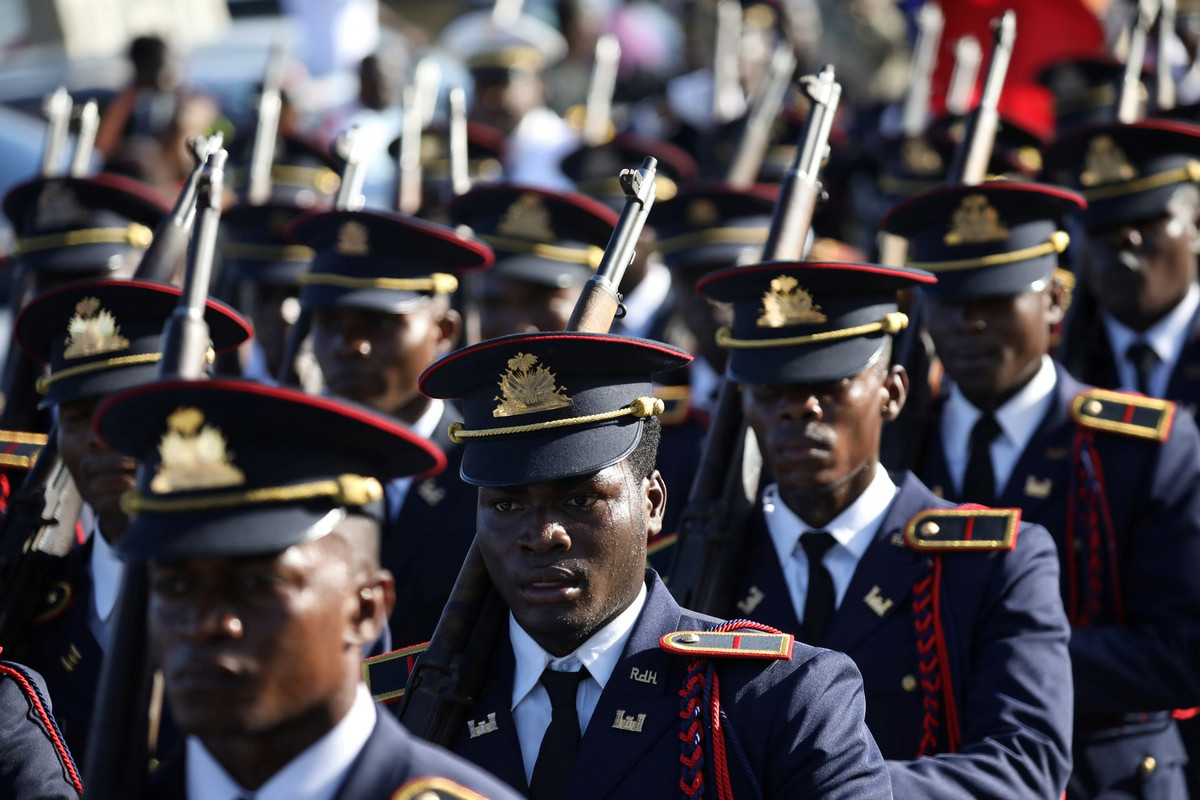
[
  {"left": 186, "top": 683, "right": 376, "bottom": 800},
  {"left": 509, "top": 582, "right": 647, "bottom": 784},
  {"left": 83, "top": 505, "right": 124, "bottom": 651},
  {"left": 386, "top": 398, "right": 444, "bottom": 513},
  {"left": 1102, "top": 281, "right": 1200, "bottom": 398},
  {"left": 941, "top": 354, "right": 1058, "bottom": 498},
  {"left": 762, "top": 467, "right": 896, "bottom": 622}
]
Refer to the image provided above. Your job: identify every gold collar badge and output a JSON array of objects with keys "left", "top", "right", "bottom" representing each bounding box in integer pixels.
[
  {"left": 493, "top": 353, "right": 572, "bottom": 418},
  {"left": 943, "top": 194, "right": 1010, "bottom": 246},
  {"left": 150, "top": 407, "right": 246, "bottom": 494},
  {"left": 757, "top": 275, "right": 827, "bottom": 328},
  {"left": 1080, "top": 135, "right": 1137, "bottom": 186},
  {"left": 497, "top": 194, "right": 556, "bottom": 242},
  {"left": 63, "top": 297, "right": 130, "bottom": 359},
  {"left": 336, "top": 221, "right": 370, "bottom": 256}
]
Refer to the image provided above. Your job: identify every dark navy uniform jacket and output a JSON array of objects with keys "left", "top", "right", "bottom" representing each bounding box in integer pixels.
[
  {"left": 0, "top": 660, "right": 82, "bottom": 799},
  {"left": 452, "top": 572, "right": 893, "bottom": 799},
  {"left": 736, "top": 471, "right": 1073, "bottom": 799},
  {"left": 146, "top": 699, "right": 525, "bottom": 800},
  {"left": 917, "top": 363, "right": 1200, "bottom": 799},
  {"left": 383, "top": 402, "right": 478, "bottom": 647}
]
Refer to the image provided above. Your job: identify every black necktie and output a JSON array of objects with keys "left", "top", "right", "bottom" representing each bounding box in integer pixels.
[
  {"left": 800, "top": 531, "right": 837, "bottom": 647},
  {"left": 529, "top": 667, "right": 588, "bottom": 800},
  {"left": 1125, "top": 341, "right": 1160, "bottom": 396},
  {"left": 962, "top": 413, "right": 1002, "bottom": 505}
]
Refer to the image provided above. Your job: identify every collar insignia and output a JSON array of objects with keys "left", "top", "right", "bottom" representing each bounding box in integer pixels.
[
  {"left": 612, "top": 710, "right": 647, "bottom": 732},
  {"left": 64, "top": 297, "right": 130, "bottom": 359},
  {"left": 493, "top": 353, "right": 572, "bottom": 418},
  {"left": 497, "top": 193, "right": 555, "bottom": 242},
  {"left": 863, "top": 585, "right": 893, "bottom": 617},
  {"left": 943, "top": 194, "right": 1010, "bottom": 245},
  {"left": 150, "top": 407, "right": 246, "bottom": 494},
  {"left": 467, "top": 712, "right": 499, "bottom": 738},
  {"left": 687, "top": 198, "right": 720, "bottom": 227},
  {"left": 901, "top": 138, "right": 943, "bottom": 176},
  {"left": 757, "top": 275, "right": 827, "bottom": 328},
  {"left": 336, "top": 221, "right": 370, "bottom": 256},
  {"left": 736, "top": 585, "right": 764, "bottom": 614},
  {"left": 1080, "top": 135, "right": 1137, "bottom": 186}
]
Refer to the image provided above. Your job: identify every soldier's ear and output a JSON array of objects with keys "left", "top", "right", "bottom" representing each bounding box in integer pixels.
[
  {"left": 882, "top": 364, "right": 908, "bottom": 422},
  {"left": 436, "top": 306, "right": 463, "bottom": 354},
  {"left": 642, "top": 469, "right": 667, "bottom": 538},
  {"left": 1046, "top": 279, "right": 1067, "bottom": 327},
  {"left": 348, "top": 569, "right": 394, "bottom": 648}
]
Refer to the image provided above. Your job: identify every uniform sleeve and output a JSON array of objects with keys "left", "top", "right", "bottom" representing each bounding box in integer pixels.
[
  {"left": 0, "top": 662, "right": 83, "bottom": 800},
  {"left": 886, "top": 523, "right": 1073, "bottom": 800},
  {"left": 1070, "top": 411, "right": 1200, "bottom": 714}
]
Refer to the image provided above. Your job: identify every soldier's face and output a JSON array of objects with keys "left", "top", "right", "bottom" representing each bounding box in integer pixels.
[
  {"left": 1082, "top": 198, "right": 1200, "bottom": 331},
  {"left": 58, "top": 396, "right": 137, "bottom": 542},
  {"left": 312, "top": 304, "right": 457, "bottom": 423},
  {"left": 149, "top": 531, "right": 377, "bottom": 740},
  {"left": 476, "top": 461, "right": 666, "bottom": 657},
  {"left": 925, "top": 287, "right": 1061, "bottom": 411},
  {"left": 742, "top": 362, "right": 904, "bottom": 504},
  {"left": 477, "top": 275, "right": 578, "bottom": 340}
]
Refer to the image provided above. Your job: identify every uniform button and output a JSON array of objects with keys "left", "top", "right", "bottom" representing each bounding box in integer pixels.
[
  {"left": 901, "top": 674, "right": 918, "bottom": 692},
  {"left": 1138, "top": 756, "right": 1157, "bottom": 775},
  {"left": 919, "top": 521, "right": 940, "bottom": 537},
  {"left": 679, "top": 633, "right": 700, "bottom": 644}
]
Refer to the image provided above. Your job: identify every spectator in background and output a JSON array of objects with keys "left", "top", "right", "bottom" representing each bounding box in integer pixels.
[{"left": 94, "top": 35, "right": 181, "bottom": 161}]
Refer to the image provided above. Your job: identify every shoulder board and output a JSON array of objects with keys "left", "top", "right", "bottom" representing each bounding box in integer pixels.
[
  {"left": 660, "top": 630, "right": 793, "bottom": 660},
  {"left": 655, "top": 384, "right": 690, "bottom": 426},
  {"left": 0, "top": 429, "right": 47, "bottom": 470},
  {"left": 391, "top": 776, "right": 491, "bottom": 800},
  {"left": 362, "top": 641, "right": 429, "bottom": 705},
  {"left": 904, "top": 506, "right": 1020, "bottom": 552},
  {"left": 1070, "top": 388, "right": 1174, "bottom": 442}
]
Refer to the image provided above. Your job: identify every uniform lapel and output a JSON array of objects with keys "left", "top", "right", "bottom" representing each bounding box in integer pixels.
[
  {"left": 917, "top": 415, "right": 954, "bottom": 501},
  {"left": 736, "top": 511, "right": 800, "bottom": 632},
  {"left": 454, "top": 638, "right": 528, "bottom": 793},
  {"left": 996, "top": 363, "right": 1074, "bottom": 517},
  {"left": 1166, "top": 303, "right": 1200, "bottom": 418}
]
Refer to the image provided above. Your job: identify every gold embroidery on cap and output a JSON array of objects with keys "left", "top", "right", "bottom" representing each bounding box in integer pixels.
[
  {"left": 36, "top": 183, "right": 88, "bottom": 228},
  {"left": 943, "top": 194, "right": 1010, "bottom": 245},
  {"left": 496, "top": 194, "right": 555, "bottom": 242},
  {"left": 336, "top": 221, "right": 370, "bottom": 256},
  {"left": 493, "top": 353, "right": 571, "bottom": 418},
  {"left": 63, "top": 297, "right": 130, "bottom": 359},
  {"left": 687, "top": 198, "right": 720, "bottom": 228},
  {"left": 901, "top": 138, "right": 943, "bottom": 177},
  {"left": 757, "top": 275, "right": 827, "bottom": 328},
  {"left": 1080, "top": 136, "right": 1137, "bottom": 187},
  {"left": 150, "top": 407, "right": 246, "bottom": 494}
]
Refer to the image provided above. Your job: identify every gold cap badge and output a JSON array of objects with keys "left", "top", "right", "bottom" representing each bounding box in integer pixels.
[
  {"left": 1080, "top": 135, "right": 1137, "bottom": 187},
  {"left": 493, "top": 353, "right": 571, "bottom": 418},
  {"left": 149, "top": 407, "right": 246, "bottom": 494},
  {"left": 63, "top": 297, "right": 130, "bottom": 359},
  {"left": 497, "top": 194, "right": 555, "bottom": 242},
  {"left": 36, "top": 183, "right": 87, "bottom": 228},
  {"left": 901, "top": 138, "right": 943, "bottom": 177},
  {"left": 943, "top": 194, "right": 1010, "bottom": 245},
  {"left": 757, "top": 275, "right": 827, "bottom": 328},
  {"left": 336, "top": 221, "right": 370, "bottom": 256},
  {"left": 687, "top": 198, "right": 720, "bottom": 228}
]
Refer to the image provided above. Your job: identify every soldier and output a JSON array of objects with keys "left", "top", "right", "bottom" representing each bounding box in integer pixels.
[
  {"left": 92, "top": 379, "right": 526, "bottom": 800},
  {"left": 289, "top": 208, "right": 493, "bottom": 646},
  {"left": 9, "top": 279, "right": 250, "bottom": 759},
  {"left": 416, "top": 331, "right": 893, "bottom": 799},
  {"left": 881, "top": 180, "right": 1200, "bottom": 798},
  {"left": 693, "top": 259, "right": 1074, "bottom": 798},
  {"left": 0, "top": 659, "right": 82, "bottom": 799}
]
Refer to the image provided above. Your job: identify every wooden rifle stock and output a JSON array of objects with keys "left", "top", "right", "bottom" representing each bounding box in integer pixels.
[
  {"left": 666, "top": 66, "right": 841, "bottom": 617},
  {"left": 398, "top": 157, "right": 660, "bottom": 746},
  {"left": 83, "top": 143, "right": 229, "bottom": 800},
  {"left": 945, "top": 11, "right": 1015, "bottom": 186}
]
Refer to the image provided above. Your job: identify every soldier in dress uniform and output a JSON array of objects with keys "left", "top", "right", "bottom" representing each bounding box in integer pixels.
[
  {"left": 92, "top": 379, "right": 526, "bottom": 800},
  {"left": 1044, "top": 119, "right": 1200, "bottom": 418},
  {"left": 0, "top": 658, "right": 83, "bottom": 799},
  {"left": 8, "top": 279, "right": 250, "bottom": 760},
  {"left": 413, "top": 330, "right": 893, "bottom": 799},
  {"left": 289, "top": 208, "right": 493, "bottom": 646},
  {"left": 693, "top": 259, "right": 1074, "bottom": 798},
  {"left": 880, "top": 180, "right": 1200, "bottom": 799}
]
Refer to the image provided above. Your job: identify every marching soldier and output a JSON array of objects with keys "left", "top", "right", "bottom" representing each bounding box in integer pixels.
[
  {"left": 92, "top": 379, "right": 526, "bottom": 800},
  {"left": 693, "top": 259, "right": 1074, "bottom": 798},
  {"left": 0, "top": 659, "right": 82, "bottom": 799},
  {"left": 9, "top": 279, "right": 250, "bottom": 759},
  {"left": 289, "top": 208, "right": 493, "bottom": 646},
  {"left": 416, "top": 330, "right": 893, "bottom": 799},
  {"left": 881, "top": 180, "right": 1200, "bottom": 798}
]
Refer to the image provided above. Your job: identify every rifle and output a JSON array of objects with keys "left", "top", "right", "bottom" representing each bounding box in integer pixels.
[
  {"left": 398, "top": 157, "right": 660, "bottom": 746},
  {"left": 945, "top": 37, "right": 983, "bottom": 118},
  {"left": 83, "top": 141, "right": 229, "bottom": 800},
  {"left": 40, "top": 87, "right": 73, "bottom": 178},
  {"left": 712, "top": 0, "right": 745, "bottom": 124},
  {"left": 69, "top": 98, "right": 99, "bottom": 178},
  {"left": 1158, "top": 0, "right": 1177, "bottom": 112},
  {"left": 448, "top": 87, "right": 471, "bottom": 199},
  {"left": 666, "top": 66, "right": 841, "bottom": 617},
  {"left": 397, "top": 58, "right": 442, "bottom": 215},
  {"left": 246, "top": 38, "right": 289, "bottom": 206},
  {"left": 582, "top": 34, "right": 622, "bottom": 148},
  {"left": 1118, "top": 0, "right": 1158, "bottom": 123},
  {"left": 902, "top": 3, "right": 944, "bottom": 140},
  {"left": 945, "top": 10, "right": 1016, "bottom": 187},
  {"left": 725, "top": 41, "right": 798, "bottom": 188}
]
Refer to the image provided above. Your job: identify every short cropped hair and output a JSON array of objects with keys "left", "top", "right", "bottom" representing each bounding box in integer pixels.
[{"left": 627, "top": 417, "right": 661, "bottom": 480}]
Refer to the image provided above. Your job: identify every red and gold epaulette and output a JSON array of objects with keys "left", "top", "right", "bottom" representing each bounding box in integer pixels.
[
  {"left": 904, "top": 506, "right": 1020, "bottom": 552},
  {"left": 390, "top": 776, "right": 491, "bottom": 800},
  {"left": 362, "top": 641, "right": 429, "bottom": 705},
  {"left": 0, "top": 429, "right": 47, "bottom": 470},
  {"left": 1070, "top": 388, "right": 1174, "bottom": 442},
  {"left": 654, "top": 383, "right": 690, "bottom": 426},
  {"left": 660, "top": 630, "right": 793, "bottom": 660}
]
